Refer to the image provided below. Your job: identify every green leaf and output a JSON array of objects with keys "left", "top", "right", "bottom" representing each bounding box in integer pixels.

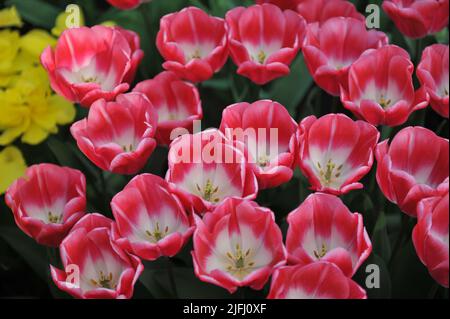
[
  {"left": 5, "top": 0, "right": 60, "bottom": 29},
  {"left": 0, "top": 226, "right": 49, "bottom": 283},
  {"left": 371, "top": 211, "right": 392, "bottom": 261},
  {"left": 262, "top": 55, "right": 313, "bottom": 117}
]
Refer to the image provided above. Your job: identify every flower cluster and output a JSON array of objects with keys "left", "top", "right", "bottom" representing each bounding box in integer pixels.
[{"left": 2, "top": 0, "right": 449, "bottom": 299}]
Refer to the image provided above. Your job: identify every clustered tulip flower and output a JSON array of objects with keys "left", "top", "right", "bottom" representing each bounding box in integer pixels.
[
  {"left": 286, "top": 193, "right": 372, "bottom": 277},
  {"left": 226, "top": 4, "right": 306, "bottom": 85},
  {"left": 417, "top": 44, "right": 449, "bottom": 118},
  {"left": 50, "top": 214, "right": 143, "bottom": 299},
  {"left": 192, "top": 198, "right": 287, "bottom": 293},
  {"left": 156, "top": 7, "right": 228, "bottom": 83},
  {"left": 302, "top": 17, "right": 388, "bottom": 96},
  {"left": 296, "top": 0, "right": 364, "bottom": 25},
  {"left": 376, "top": 127, "right": 449, "bottom": 217},
  {"left": 219, "top": 100, "right": 298, "bottom": 189},
  {"left": 40, "top": 26, "right": 144, "bottom": 107},
  {"left": 166, "top": 129, "right": 259, "bottom": 214},
  {"left": 268, "top": 262, "right": 367, "bottom": 299},
  {"left": 5, "top": 164, "right": 86, "bottom": 246},
  {"left": 297, "top": 113, "right": 379, "bottom": 195},
  {"left": 382, "top": 0, "right": 449, "bottom": 39},
  {"left": 2, "top": 0, "right": 448, "bottom": 300},
  {"left": 70, "top": 93, "right": 158, "bottom": 175},
  {"left": 133, "top": 71, "right": 203, "bottom": 145},
  {"left": 413, "top": 180, "right": 449, "bottom": 288},
  {"left": 341, "top": 45, "right": 430, "bottom": 126},
  {"left": 111, "top": 174, "right": 195, "bottom": 261}
]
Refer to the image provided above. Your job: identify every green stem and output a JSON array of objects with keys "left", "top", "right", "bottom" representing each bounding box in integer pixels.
[
  {"left": 167, "top": 257, "right": 178, "bottom": 299},
  {"left": 427, "top": 282, "right": 440, "bottom": 299},
  {"left": 436, "top": 119, "right": 448, "bottom": 136},
  {"left": 388, "top": 214, "right": 409, "bottom": 269},
  {"left": 46, "top": 247, "right": 58, "bottom": 267},
  {"left": 415, "top": 38, "right": 424, "bottom": 64}
]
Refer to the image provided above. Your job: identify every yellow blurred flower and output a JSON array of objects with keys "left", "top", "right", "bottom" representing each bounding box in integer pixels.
[
  {"left": 0, "top": 6, "right": 23, "bottom": 28},
  {"left": 0, "top": 146, "right": 27, "bottom": 194},
  {"left": 0, "top": 67, "right": 75, "bottom": 145},
  {"left": 0, "top": 29, "right": 20, "bottom": 86},
  {"left": 0, "top": 22, "right": 76, "bottom": 146},
  {"left": 101, "top": 20, "right": 118, "bottom": 27}
]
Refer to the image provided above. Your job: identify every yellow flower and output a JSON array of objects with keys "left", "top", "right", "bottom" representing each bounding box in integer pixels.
[
  {"left": 0, "top": 29, "right": 20, "bottom": 86},
  {"left": 0, "top": 66, "right": 76, "bottom": 145},
  {"left": 0, "top": 6, "right": 23, "bottom": 28},
  {"left": 101, "top": 20, "right": 118, "bottom": 27},
  {"left": 20, "top": 29, "right": 57, "bottom": 62},
  {"left": 0, "top": 146, "right": 27, "bottom": 194},
  {"left": 52, "top": 5, "right": 85, "bottom": 37}
]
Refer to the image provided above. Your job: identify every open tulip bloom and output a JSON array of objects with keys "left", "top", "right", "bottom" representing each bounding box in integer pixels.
[
  {"left": 220, "top": 100, "right": 298, "bottom": 189},
  {"left": 50, "top": 214, "right": 143, "bottom": 299},
  {"left": 166, "top": 129, "right": 258, "bottom": 214},
  {"left": 5, "top": 164, "right": 86, "bottom": 247},
  {"left": 226, "top": 3, "right": 306, "bottom": 85},
  {"left": 303, "top": 17, "right": 388, "bottom": 96},
  {"left": 156, "top": 7, "right": 228, "bottom": 83},
  {"left": 71, "top": 93, "right": 158, "bottom": 175},
  {"left": 297, "top": 113, "right": 380, "bottom": 195},
  {"left": 268, "top": 262, "right": 367, "bottom": 299},
  {"left": 192, "top": 198, "right": 287, "bottom": 293},
  {"left": 413, "top": 180, "right": 449, "bottom": 288},
  {"left": 376, "top": 127, "right": 449, "bottom": 217},
  {"left": 417, "top": 44, "right": 449, "bottom": 118},
  {"left": 133, "top": 71, "right": 203, "bottom": 146},
  {"left": 41, "top": 26, "right": 143, "bottom": 107},
  {"left": 111, "top": 174, "right": 194, "bottom": 261},
  {"left": 341, "top": 45, "right": 430, "bottom": 126},
  {"left": 382, "top": 0, "right": 449, "bottom": 39},
  {"left": 286, "top": 193, "right": 372, "bottom": 277},
  {"left": 296, "top": 0, "right": 364, "bottom": 25}
]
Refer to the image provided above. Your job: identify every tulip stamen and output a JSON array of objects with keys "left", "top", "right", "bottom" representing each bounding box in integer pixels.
[
  {"left": 225, "top": 244, "right": 254, "bottom": 280},
  {"left": 378, "top": 94, "right": 392, "bottom": 108},
  {"left": 196, "top": 179, "right": 220, "bottom": 203},
  {"left": 317, "top": 160, "right": 343, "bottom": 187},
  {"left": 47, "top": 211, "right": 62, "bottom": 224},
  {"left": 313, "top": 242, "right": 328, "bottom": 260},
  {"left": 81, "top": 75, "right": 99, "bottom": 84},
  {"left": 146, "top": 222, "right": 169, "bottom": 243},
  {"left": 90, "top": 271, "right": 115, "bottom": 289},
  {"left": 122, "top": 144, "right": 134, "bottom": 152}
]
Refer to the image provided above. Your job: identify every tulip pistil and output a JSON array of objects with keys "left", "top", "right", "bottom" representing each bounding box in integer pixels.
[{"left": 225, "top": 243, "right": 255, "bottom": 280}]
